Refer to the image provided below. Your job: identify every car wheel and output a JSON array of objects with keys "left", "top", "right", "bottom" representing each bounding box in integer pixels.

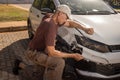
[{"left": 27, "top": 19, "right": 34, "bottom": 40}]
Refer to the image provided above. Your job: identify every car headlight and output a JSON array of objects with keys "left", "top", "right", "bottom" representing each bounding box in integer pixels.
[{"left": 75, "top": 35, "right": 110, "bottom": 53}]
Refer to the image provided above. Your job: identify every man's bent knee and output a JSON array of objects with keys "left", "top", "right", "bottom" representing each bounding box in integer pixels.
[
  {"left": 57, "top": 58, "right": 65, "bottom": 67},
  {"left": 46, "top": 57, "right": 65, "bottom": 70},
  {"left": 53, "top": 58, "right": 65, "bottom": 71}
]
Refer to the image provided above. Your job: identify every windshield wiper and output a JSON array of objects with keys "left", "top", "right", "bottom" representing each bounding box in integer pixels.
[
  {"left": 72, "top": 10, "right": 86, "bottom": 15},
  {"left": 86, "top": 10, "right": 115, "bottom": 15}
]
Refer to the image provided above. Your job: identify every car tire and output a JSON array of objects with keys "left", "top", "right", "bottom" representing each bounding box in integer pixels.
[{"left": 27, "top": 19, "right": 34, "bottom": 40}]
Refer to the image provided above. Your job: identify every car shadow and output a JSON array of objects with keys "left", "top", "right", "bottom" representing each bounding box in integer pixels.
[{"left": 0, "top": 38, "right": 30, "bottom": 80}]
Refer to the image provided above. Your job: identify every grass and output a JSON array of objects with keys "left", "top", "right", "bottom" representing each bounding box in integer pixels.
[{"left": 0, "top": 4, "right": 28, "bottom": 22}]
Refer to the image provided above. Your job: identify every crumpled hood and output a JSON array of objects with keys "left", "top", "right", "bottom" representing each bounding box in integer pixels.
[{"left": 72, "top": 14, "right": 120, "bottom": 45}]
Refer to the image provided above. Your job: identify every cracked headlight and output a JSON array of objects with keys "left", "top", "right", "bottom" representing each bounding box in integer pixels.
[{"left": 75, "top": 35, "right": 110, "bottom": 53}]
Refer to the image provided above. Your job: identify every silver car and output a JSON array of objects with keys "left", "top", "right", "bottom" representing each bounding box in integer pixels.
[{"left": 27, "top": 0, "right": 120, "bottom": 79}]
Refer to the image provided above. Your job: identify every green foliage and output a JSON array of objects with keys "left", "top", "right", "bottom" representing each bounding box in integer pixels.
[{"left": 0, "top": 4, "right": 28, "bottom": 22}]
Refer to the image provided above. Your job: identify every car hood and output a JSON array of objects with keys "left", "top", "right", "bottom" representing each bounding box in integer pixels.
[{"left": 72, "top": 14, "right": 120, "bottom": 45}]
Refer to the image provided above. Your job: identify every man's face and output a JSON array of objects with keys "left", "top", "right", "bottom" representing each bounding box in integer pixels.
[{"left": 57, "top": 12, "right": 68, "bottom": 26}]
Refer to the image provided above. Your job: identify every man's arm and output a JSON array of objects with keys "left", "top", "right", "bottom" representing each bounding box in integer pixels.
[
  {"left": 45, "top": 46, "right": 83, "bottom": 61},
  {"left": 64, "top": 20, "right": 94, "bottom": 35}
]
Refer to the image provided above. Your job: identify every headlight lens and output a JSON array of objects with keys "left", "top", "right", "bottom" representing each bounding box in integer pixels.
[{"left": 75, "top": 35, "right": 110, "bottom": 53}]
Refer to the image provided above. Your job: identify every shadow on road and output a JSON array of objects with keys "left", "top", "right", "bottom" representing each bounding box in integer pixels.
[{"left": 0, "top": 38, "right": 30, "bottom": 80}]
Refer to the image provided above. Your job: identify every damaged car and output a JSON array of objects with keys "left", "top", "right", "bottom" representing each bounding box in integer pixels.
[{"left": 27, "top": 0, "right": 120, "bottom": 80}]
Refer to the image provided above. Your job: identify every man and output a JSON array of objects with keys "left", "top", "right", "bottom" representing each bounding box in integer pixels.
[{"left": 13, "top": 5, "right": 94, "bottom": 80}]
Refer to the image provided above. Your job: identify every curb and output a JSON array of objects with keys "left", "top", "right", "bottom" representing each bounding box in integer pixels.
[
  {"left": 0, "top": 26, "right": 27, "bottom": 33},
  {"left": 0, "top": 4, "right": 29, "bottom": 33}
]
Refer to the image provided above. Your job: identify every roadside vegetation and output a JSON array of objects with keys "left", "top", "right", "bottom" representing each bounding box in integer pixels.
[{"left": 0, "top": 4, "right": 28, "bottom": 22}]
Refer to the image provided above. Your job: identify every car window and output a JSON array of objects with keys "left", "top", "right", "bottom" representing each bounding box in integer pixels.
[
  {"left": 41, "top": 0, "right": 48, "bottom": 9},
  {"left": 49, "top": 0, "right": 56, "bottom": 11},
  {"left": 32, "top": 0, "right": 42, "bottom": 10},
  {"left": 40, "top": 0, "right": 55, "bottom": 12}
]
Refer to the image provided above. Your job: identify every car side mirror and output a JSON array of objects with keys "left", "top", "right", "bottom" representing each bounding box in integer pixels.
[{"left": 41, "top": 8, "right": 53, "bottom": 15}]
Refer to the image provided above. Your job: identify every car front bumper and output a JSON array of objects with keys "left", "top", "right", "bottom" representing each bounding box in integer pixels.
[{"left": 75, "top": 59, "right": 120, "bottom": 79}]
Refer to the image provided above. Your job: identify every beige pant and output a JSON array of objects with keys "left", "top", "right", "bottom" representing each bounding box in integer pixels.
[{"left": 25, "top": 48, "right": 65, "bottom": 80}]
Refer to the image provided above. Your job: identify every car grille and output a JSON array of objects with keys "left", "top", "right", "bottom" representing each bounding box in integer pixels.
[
  {"left": 97, "top": 63, "right": 120, "bottom": 76},
  {"left": 114, "top": 64, "right": 120, "bottom": 74},
  {"left": 76, "top": 60, "right": 120, "bottom": 76},
  {"left": 109, "top": 45, "right": 120, "bottom": 52}
]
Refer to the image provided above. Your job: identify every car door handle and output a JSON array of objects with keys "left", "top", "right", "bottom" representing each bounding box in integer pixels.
[
  {"left": 37, "top": 15, "right": 39, "bottom": 18},
  {"left": 41, "top": 12, "right": 46, "bottom": 15}
]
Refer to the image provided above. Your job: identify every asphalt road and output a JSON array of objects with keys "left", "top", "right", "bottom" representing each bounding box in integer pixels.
[{"left": 0, "top": 31, "right": 29, "bottom": 80}]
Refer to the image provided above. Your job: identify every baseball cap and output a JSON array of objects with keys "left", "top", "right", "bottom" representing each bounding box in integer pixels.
[{"left": 57, "top": 4, "right": 72, "bottom": 20}]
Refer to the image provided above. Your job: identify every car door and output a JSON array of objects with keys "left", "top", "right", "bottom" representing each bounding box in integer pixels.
[
  {"left": 29, "top": 0, "right": 43, "bottom": 32},
  {"left": 30, "top": 0, "right": 56, "bottom": 32}
]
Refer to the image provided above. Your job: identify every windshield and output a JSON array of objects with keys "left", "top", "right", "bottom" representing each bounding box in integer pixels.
[{"left": 59, "top": 0, "right": 116, "bottom": 15}]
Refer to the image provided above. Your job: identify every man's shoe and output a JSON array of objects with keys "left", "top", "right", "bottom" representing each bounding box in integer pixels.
[{"left": 12, "top": 59, "right": 22, "bottom": 75}]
